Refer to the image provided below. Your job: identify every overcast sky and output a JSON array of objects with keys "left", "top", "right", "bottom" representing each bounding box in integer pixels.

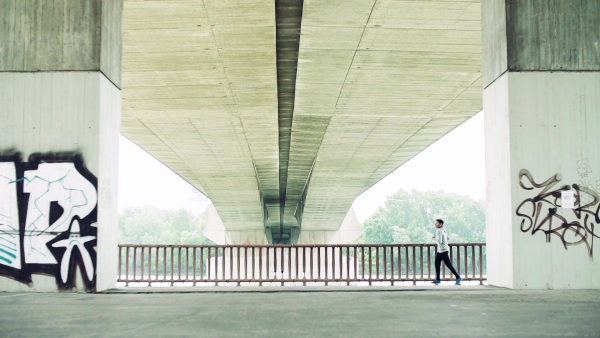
[{"left": 118, "top": 111, "right": 485, "bottom": 222}]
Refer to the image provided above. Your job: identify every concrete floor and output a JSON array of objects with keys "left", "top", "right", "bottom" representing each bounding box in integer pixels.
[{"left": 1, "top": 286, "right": 599, "bottom": 337}]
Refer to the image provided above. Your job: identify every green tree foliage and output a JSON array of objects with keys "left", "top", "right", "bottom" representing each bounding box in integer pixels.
[
  {"left": 360, "top": 189, "right": 485, "bottom": 244},
  {"left": 119, "top": 206, "right": 214, "bottom": 245}
]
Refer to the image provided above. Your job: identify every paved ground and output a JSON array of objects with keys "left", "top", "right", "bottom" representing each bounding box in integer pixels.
[{"left": 1, "top": 285, "right": 599, "bottom": 337}]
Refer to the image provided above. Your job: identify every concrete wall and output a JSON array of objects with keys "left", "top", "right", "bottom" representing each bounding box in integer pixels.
[
  {"left": 509, "top": 72, "right": 600, "bottom": 288},
  {"left": 505, "top": 1, "right": 600, "bottom": 72},
  {"left": 0, "top": 0, "right": 122, "bottom": 87},
  {"left": 485, "top": 71, "right": 600, "bottom": 289},
  {"left": 0, "top": 0, "right": 122, "bottom": 292},
  {"left": 482, "top": 0, "right": 600, "bottom": 87},
  {"left": 483, "top": 73, "right": 514, "bottom": 288},
  {"left": 483, "top": 0, "right": 600, "bottom": 289},
  {"left": 0, "top": 72, "right": 120, "bottom": 292}
]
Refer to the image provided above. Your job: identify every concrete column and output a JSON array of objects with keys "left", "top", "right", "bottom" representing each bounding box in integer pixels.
[
  {"left": 482, "top": 0, "right": 600, "bottom": 289},
  {"left": 0, "top": 0, "right": 122, "bottom": 292}
]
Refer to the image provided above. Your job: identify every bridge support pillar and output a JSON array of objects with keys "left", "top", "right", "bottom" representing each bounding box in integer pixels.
[
  {"left": 482, "top": 0, "right": 600, "bottom": 288},
  {"left": 0, "top": 1, "right": 122, "bottom": 292}
]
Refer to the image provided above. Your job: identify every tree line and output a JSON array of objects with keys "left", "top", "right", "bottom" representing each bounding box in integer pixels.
[
  {"left": 119, "top": 205, "right": 213, "bottom": 245},
  {"left": 118, "top": 189, "right": 485, "bottom": 246},
  {"left": 359, "top": 189, "right": 485, "bottom": 244}
]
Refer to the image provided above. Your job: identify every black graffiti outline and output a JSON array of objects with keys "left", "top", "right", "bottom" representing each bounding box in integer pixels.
[
  {"left": 0, "top": 152, "right": 98, "bottom": 291},
  {"left": 516, "top": 169, "right": 600, "bottom": 257}
]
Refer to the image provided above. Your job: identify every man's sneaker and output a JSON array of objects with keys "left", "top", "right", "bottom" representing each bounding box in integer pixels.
[
  {"left": 431, "top": 280, "right": 440, "bottom": 285},
  {"left": 455, "top": 277, "right": 462, "bottom": 285}
]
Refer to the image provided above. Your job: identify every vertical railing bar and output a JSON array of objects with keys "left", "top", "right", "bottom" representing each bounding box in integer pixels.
[
  {"left": 236, "top": 246, "right": 241, "bottom": 284},
  {"left": 361, "top": 246, "right": 365, "bottom": 280},
  {"left": 217, "top": 247, "right": 221, "bottom": 284},
  {"left": 324, "top": 247, "right": 329, "bottom": 285},
  {"left": 288, "top": 246, "right": 293, "bottom": 281},
  {"left": 244, "top": 247, "right": 248, "bottom": 282},
  {"left": 148, "top": 247, "right": 153, "bottom": 285},
  {"left": 266, "top": 247, "right": 270, "bottom": 280},
  {"left": 259, "top": 247, "right": 263, "bottom": 286},
  {"left": 427, "top": 245, "right": 431, "bottom": 280},
  {"left": 282, "top": 246, "right": 286, "bottom": 284},
  {"left": 228, "top": 246, "right": 233, "bottom": 282},
  {"left": 258, "top": 246, "right": 263, "bottom": 286},
  {"left": 295, "top": 246, "right": 299, "bottom": 281},
  {"left": 345, "top": 246, "right": 350, "bottom": 285},
  {"left": 404, "top": 246, "right": 409, "bottom": 280},
  {"left": 330, "top": 246, "right": 335, "bottom": 282},
  {"left": 220, "top": 247, "right": 224, "bottom": 285},
  {"left": 419, "top": 246, "right": 423, "bottom": 281},
  {"left": 339, "top": 246, "right": 343, "bottom": 281},
  {"left": 479, "top": 244, "right": 484, "bottom": 284},
  {"left": 463, "top": 245, "right": 468, "bottom": 281},
  {"left": 389, "top": 246, "right": 394, "bottom": 285},
  {"left": 317, "top": 247, "right": 321, "bottom": 281},
  {"left": 132, "top": 247, "right": 137, "bottom": 281},
  {"left": 161, "top": 247, "right": 165, "bottom": 281},
  {"left": 175, "top": 246, "right": 179, "bottom": 282},
  {"left": 472, "top": 244, "right": 476, "bottom": 280},
  {"left": 153, "top": 247, "right": 158, "bottom": 282},
  {"left": 124, "top": 247, "right": 130, "bottom": 286},
  {"left": 118, "top": 246, "right": 122, "bottom": 282},
  {"left": 168, "top": 247, "right": 173, "bottom": 285},
  {"left": 398, "top": 245, "right": 403, "bottom": 281},
  {"left": 192, "top": 247, "right": 197, "bottom": 285},
  {"left": 382, "top": 246, "right": 386, "bottom": 280},
  {"left": 141, "top": 247, "right": 145, "bottom": 281},
  {"left": 309, "top": 247, "right": 313, "bottom": 283},
  {"left": 248, "top": 246, "right": 252, "bottom": 282},
  {"left": 354, "top": 246, "right": 358, "bottom": 281},
  {"left": 412, "top": 245, "right": 417, "bottom": 285},
  {"left": 302, "top": 247, "right": 307, "bottom": 285},
  {"left": 368, "top": 246, "right": 372, "bottom": 285},
  {"left": 375, "top": 246, "right": 380, "bottom": 281},
  {"left": 207, "top": 247, "right": 212, "bottom": 281},
  {"left": 185, "top": 247, "right": 190, "bottom": 281}
]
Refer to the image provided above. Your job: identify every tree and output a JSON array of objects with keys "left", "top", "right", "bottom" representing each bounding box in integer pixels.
[
  {"left": 119, "top": 206, "right": 213, "bottom": 245},
  {"left": 360, "top": 189, "right": 485, "bottom": 244}
]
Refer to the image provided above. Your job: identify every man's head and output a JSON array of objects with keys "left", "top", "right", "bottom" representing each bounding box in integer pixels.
[{"left": 435, "top": 219, "right": 444, "bottom": 228}]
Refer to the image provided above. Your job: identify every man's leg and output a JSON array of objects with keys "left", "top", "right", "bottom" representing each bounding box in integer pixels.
[
  {"left": 440, "top": 251, "right": 461, "bottom": 283},
  {"left": 434, "top": 253, "right": 442, "bottom": 281}
]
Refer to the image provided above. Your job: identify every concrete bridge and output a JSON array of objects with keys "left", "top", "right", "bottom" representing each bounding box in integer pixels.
[
  {"left": 0, "top": 0, "right": 599, "bottom": 292},
  {"left": 120, "top": 0, "right": 483, "bottom": 245}
]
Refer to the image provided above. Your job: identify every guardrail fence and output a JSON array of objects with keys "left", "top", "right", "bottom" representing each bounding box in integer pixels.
[{"left": 118, "top": 243, "right": 486, "bottom": 287}]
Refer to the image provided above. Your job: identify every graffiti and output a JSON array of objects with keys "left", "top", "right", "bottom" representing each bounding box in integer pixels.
[
  {"left": 0, "top": 153, "right": 97, "bottom": 291},
  {"left": 516, "top": 169, "right": 600, "bottom": 257},
  {"left": 575, "top": 159, "right": 600, "bottom": 205},
  {"left": 576, "top": 158, "right": 592, "bottom": 178}
]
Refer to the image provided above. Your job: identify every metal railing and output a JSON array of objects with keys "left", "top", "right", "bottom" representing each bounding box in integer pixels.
[{"left": 117, "top": 243, "right": 486, "bottom": 287}]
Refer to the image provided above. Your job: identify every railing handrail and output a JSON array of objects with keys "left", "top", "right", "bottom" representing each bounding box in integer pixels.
[{"left": 118, "top": 243, "right": 485, "bottom": 248}]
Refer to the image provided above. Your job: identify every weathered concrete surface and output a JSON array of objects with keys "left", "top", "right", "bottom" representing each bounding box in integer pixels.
[
  {"left": 121, "top": 0, "right": 483, "bottom": 241},
  {"left": 1, "top": 287, "right": 598, "bottom": 337}
]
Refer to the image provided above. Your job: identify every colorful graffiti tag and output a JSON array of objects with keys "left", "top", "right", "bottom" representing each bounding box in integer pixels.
[
  {"left": 516, "top": 169, "right": 600, "bottom": 258},
  {"left": 0, "top": 153, "right": 97, "bottom": 291}
]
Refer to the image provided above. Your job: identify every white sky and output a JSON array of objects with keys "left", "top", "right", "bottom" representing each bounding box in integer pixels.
[{"left": 118, "top": 111, "right": 485, "bottom": 222}]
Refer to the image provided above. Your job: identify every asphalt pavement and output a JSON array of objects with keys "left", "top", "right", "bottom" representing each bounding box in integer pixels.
[{"left": 0, "top": 285, "right": 599, "bottom": 337}]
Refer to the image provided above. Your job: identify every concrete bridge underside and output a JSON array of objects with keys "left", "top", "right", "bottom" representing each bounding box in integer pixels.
[{"left": 121, "top": 0, "right": 482, "bottom": 243}]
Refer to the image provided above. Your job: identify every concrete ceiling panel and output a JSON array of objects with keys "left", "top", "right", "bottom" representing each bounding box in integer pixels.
[{"left": 121, "top": 0, "right": 483, "bottom": 242}]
